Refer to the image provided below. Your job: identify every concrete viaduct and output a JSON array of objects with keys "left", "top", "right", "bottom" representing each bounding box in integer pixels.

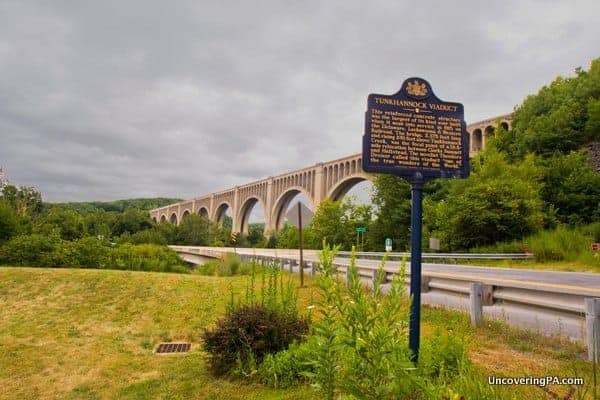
[{"left": 149, "top": 115, "right": 512, "bottom": 234}]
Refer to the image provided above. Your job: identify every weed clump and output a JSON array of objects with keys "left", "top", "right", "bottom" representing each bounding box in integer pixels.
[
  {"left": 197, "top": 254, "right": 253, "bottom": 276},
  {"left": 202, "top": 304, "right": 308, "bottom": 376},
  {"left": 201, "top": 261, "right": 308, "bottom": 376}
]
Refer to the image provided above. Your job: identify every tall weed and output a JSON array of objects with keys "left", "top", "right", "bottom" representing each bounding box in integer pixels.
[{"left": 305, "top": 242, "right": 421, "bottom": 399}]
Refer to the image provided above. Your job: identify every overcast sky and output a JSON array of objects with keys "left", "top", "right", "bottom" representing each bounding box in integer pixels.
[{"left": 1, "top": 0, "right": 598, "bottom": 203}]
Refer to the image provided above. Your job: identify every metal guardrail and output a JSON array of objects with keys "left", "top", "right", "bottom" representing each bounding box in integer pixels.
[
  {"left": 336, "top": 251, "right": 535, "bottom": 260},
  {"left": 171, "top": 245, "right": 600, "bottom": 361}
]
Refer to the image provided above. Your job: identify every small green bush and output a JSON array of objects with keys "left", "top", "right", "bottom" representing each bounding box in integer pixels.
[
  {"left": 71, "top": 236, "right": 111, "bottom": 268},
  {"left": 202, "top": 304, "right": 308, "bottom": 376},
  {"left": 216, "top": 254, "right": 240, "bottom": 276},
  {"left": 526, "top": 225, "right": 590, "bottom": 262},
  {"left": 419, "top": 329, "right": 468, "bottom": 379},
  {"left": 257, "top": 341, "right": 314, "bottom": 388},
  {"left": 108, "top": 243, "right": 187, "bottom": 273},
  {"left": 197, "top": 260, "right": 218, "bottom": 275},
  {"left": 197, "top": 254, "right": 253, "bottom": 276},
  {"left": 582, "top": 222, "right": 600, "bottom": 242}
]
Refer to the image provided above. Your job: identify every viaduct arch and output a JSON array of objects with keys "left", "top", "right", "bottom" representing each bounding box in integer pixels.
[{"left": 150, "top": 116, "right": 511, "bottom": 234}]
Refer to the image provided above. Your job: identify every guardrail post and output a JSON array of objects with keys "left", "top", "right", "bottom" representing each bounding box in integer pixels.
[
  {"left": 346, "top": 267, "right": 351, "bottom": 287},
  {"left": 289, "top": 259, "right": 295, "bottom": 273},
  {"left": 482, "top": 284, "right": 494, "bottom": 306},
  {"left": 421, "top": 276, "right": 431, "bottom": 293},
  {"left": 371, "top": 269, "right": 378, "bottom": 293},
  {"left": 470, "top": 282, "right": 484, "bottom": 327},
  {"left": 585, "top": 298, "right": 600, "bottom": 362},
  {"left": 311, "top": 262, "right": 318, "bottom": 276}
]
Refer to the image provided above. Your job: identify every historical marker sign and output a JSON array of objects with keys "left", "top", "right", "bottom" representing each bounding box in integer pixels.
[
  {"left": 362, "top": 77, "right": 469, "bottom": 183},
  {"left": 362, "top": 78, "right": 469, "bottom": 364}
]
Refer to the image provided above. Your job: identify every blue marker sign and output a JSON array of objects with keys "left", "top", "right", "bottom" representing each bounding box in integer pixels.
[
  {"left": 362, "top": 78, "right": 469, "bottom": 364},
  {"left": 362, "top": 77, "right": 469, "bottom": 183}
]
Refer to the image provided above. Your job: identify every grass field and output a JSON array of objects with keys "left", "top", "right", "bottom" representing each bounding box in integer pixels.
[{"left": 0, "top": 266, "right": 596, "bottom": 399}]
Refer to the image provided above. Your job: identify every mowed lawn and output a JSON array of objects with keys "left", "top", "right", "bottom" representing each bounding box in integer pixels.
[
  {"left": 0, "top": 267, "right": 595, "bottom": 399},
  {"left": 0, "top": 267, "right": 316, "bottom": 400}
]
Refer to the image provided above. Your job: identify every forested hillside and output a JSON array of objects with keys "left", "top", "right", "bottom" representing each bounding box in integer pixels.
[{"left": 46, "top": 197, "right": 182, "bottom": 214}]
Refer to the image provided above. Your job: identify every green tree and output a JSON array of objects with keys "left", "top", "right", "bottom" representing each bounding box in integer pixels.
[
  {"left": 247, "top": 223, "right": 266, "bottom": 246},
  {"left": 111, "top": 209, "right": 154, "bottom": 236},
  {"left": 539, "top": 151, "right": 600, "bottom": 225},
  {"left": 127, "top": 229, "right": 167, "bottom": 245},
  {"left": 84, "top": 210, "right": 116, "bottom": 239},
  {"left": 309, "top": 198, "right": 371, "bottom": 250},
  {"left": 37, "top": 209, "right": 86, "bottom": 241},
  {"left": 155, "top": 221, "right": 178, "bottom": 244},
  {"left": 496, "top": 57, "right": 600, "bottom": 159},
  {"left": 1, "top": 185, "right": 43, "bottom": 216},
  {"left": 0, "top": 201, "right": 22, "bottom": 243},
  {"left": 276, "top": 225, "right": 300, "bottom": 249},
  {"left": 427, "top": 149, "right": 545, "bottom": 250},
  {"left": 369, "top": 175, "right": 412, "bottom": 251},
  {"left": 176, "top": 214, "right": 211, "bottom": 246}
]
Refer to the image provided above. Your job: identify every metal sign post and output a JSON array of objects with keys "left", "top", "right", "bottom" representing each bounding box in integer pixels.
[
  {"left": 298, "top": 203, "right": 304, "bottom": 287},
  {"left": 362, "top": 77, "right": 469, "bottom": 363},
  {"left": 409, "top": 176, "right": 423, "bottom": 362},
  {"left": 286, "top": 202, "right": 313, "bottom": 288},
  {"left": 356, "top": 226, "right": 366, "bottom": 251}
]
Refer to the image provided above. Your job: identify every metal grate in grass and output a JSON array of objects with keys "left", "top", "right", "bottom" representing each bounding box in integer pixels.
[{"left": 155, "top": 342, "right": 191, "bottom": 354}]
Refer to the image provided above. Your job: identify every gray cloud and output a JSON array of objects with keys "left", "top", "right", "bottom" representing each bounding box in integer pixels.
[{"left": 0, "top": 0, "right": 598, "bottom": 203}]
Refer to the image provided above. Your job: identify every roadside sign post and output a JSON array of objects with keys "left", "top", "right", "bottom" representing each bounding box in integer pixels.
[
  {"left": 298, "top": 203, "right": 304, "bottom": 287},
  {"left": 356, "top": 226, "right": 366, "bottom": 251},
  {"left": 286, "top": 202, "right": 313, "bottom": 288},
  {"left": 362, "top": 77, "right": 469, "bottom": 363},
  {"left": 230, "top": 232, "right": 238, "bottom": 255}
]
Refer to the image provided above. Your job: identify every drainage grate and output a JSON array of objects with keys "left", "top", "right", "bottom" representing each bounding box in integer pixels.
[{"left": 155, "top": 342, "right": 192, "bottom": 354}]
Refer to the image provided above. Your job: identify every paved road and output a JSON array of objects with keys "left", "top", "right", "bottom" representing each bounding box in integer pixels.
[
  {"left": 175, "top": 246, "right": 600, "bottom": 295},
  {"left": 334, "top": 257, "right": 600, "bottom": 293}
]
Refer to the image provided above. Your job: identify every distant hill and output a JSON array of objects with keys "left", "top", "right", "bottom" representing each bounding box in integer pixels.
[{"left": 45, "top": 197, "right": 182, "bottom": 214}]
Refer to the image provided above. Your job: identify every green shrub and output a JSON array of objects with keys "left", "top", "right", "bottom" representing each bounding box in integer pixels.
[
  {"left": 525, "top": 225, "right": 590, "bottom": 262},
  {"left": 202, "top": 304, "right": 308, "bottom": 376},
  {"left": 71, "top": 237, "right": 111, "bottom": 268},
  {"left": 0, "top": 201, "right": 22, "bottom": 244},
  {"left": 197, "top": 254, "right": 252, "bottom": 276},
  {"left": 216, "top": 254, "right": 240, "bottom": 276},
  {"left": 419, "top": 329, "right": 467, "bottom": 379},
  {"left": 471, "top": 240, "right": 527, "bottom": 254},
  {"left": 197, "top": 260, "right": 218, "bottom": 275},
  {"left": 0, "top": 234, "right": 73, "bottom": 267},
  {"left": 0, "top": 235, "right": 187, "bottom": 273},
  {"left": 257, "top": 341, "right": 314, "bottom": 388},
  {"left": 426, "top": 150, "right": 545, "bottom": 250},
  {"left": 126, "top": 229, "right": 167, "bottom": 245},
  {"left": 108, "top": 243, "right": 187, "bottom": 273},
  {"left": 582, "top": 222, "right": 600, "bottom": 242}
]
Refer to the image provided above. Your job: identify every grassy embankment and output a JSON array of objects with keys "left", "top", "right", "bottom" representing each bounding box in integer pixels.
[{"left": 0, "top": 267, "right": 595, "bottom": 399}]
